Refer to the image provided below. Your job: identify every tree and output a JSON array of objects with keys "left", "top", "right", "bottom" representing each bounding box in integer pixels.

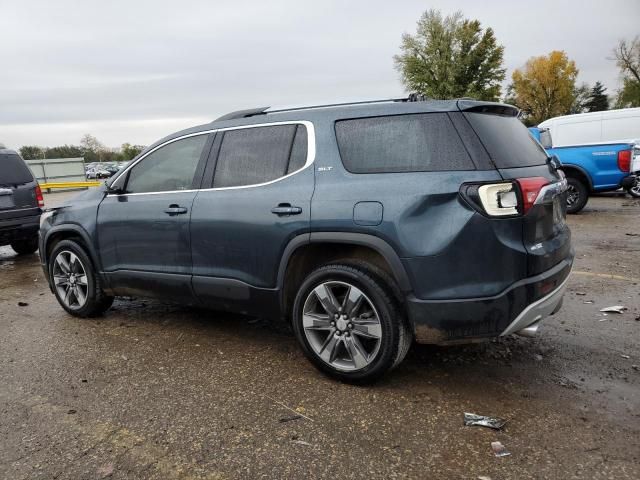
[
  {"left": 120, "top": 143, "right": 145, "bottom": 161},
  {"left": 510, "top": 50, "right": 578, "bottom": 126},
  {"left": 80, "top": 134, "right": 106, "bottom": 163},
  {"left": 19, "top": 145, "right": 45, "bottom": 160},
  {"left": 570, "top": 83, "right": 591, "bottom": 114},
  {"left": 394, "top": 9, "right": 505, "bottom": 101},
  {"left": 613, "top": 37, "right": 640, "bottom": 108},
  {"left": 45, "top": 145, "right": 84, "bottom": 159},
  {"left": 585, "top": 81, "right": 609, "bottom": 112}
]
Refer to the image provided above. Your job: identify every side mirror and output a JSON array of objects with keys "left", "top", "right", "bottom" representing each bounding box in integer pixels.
[{"left": 539, "top": 128, "right": 552, "bottom": 149}]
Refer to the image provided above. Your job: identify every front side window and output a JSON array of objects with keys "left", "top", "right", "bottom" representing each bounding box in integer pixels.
[
  {"left": 335, "top": 113, "right": 474, "bottom": 173},
  {"left": 125, "top": 135, "right": 208, "bottom": 193},
  {"left": 213, "top": 124, "right": 308, "bottom": 188}
]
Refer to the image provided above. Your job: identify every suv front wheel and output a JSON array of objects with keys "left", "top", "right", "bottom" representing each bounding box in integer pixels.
[
  {"left": 292, "top": 264, "right": 412, "bottom": 383},
  {"left": 49, "top": 239, "right": 114, "bottom": 317}
]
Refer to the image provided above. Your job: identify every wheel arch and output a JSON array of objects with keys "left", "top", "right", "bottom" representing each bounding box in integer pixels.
[
  {"left": 43, "top": 225, "right": 101, "bottom": 275},
  {"left": 561, "top": 164, "right": 593, "bottom": 191}
]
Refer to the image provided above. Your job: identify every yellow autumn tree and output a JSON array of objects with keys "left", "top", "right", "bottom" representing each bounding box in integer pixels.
[{"left": 510, "top": 51, "right": 578, "bottom": 125}]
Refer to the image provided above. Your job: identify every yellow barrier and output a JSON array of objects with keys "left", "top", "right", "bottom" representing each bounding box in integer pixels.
[{"left": 39, "top": 181, "right": 102, "bottom": 189}]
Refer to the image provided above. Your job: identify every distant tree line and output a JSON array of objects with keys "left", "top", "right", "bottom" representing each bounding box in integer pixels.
[
  {"left": 20, "top": 134, "right": 145, "bottom": 163},
  {"left": 395, "top": 10, "right": 640, "bottom": 126}
]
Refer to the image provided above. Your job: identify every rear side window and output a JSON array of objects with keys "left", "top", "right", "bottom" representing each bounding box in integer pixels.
[
  {"left": 0, "top": 154, "right": 33, "bottom": 185},
  {"left": 213, "top": 124, "right": 308, "bottom": 188},
  {"left": 335, "top": 113, "right": 474, "bottom": 173},
  {"left": 464, "top": 113, "right": 548, "bottom": 168}
]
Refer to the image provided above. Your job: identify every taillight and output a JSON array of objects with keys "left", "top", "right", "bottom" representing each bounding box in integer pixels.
[
  {"left": 617, "top": 149, "right": 631, "bottom": 172},
  {"left": 461, "top": 176, "right": 550, "bottom": 217},
  {"left": 35, "top": 184, "right": 45, "bottom": 208},
  {"left": 516, "top": 177, "right": 549, "bottom": 214}
]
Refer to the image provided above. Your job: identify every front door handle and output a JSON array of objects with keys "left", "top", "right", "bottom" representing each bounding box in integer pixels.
[
  {"left": 164, "top": 204, "right": 188, "bottom": 215},
  {"left": 271, "top": 203, "right": 302, "bottom": 216}
]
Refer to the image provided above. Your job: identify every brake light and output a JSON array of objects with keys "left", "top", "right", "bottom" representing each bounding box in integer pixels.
[
  {"left": 617, "top": 149, "right": 631, "bottom": 172},
  {"left": 35, "top": 184, "right": 44, "bottom": 208},
  {"left": 516, "top": 177, "right": 549, "bottom": 214}
]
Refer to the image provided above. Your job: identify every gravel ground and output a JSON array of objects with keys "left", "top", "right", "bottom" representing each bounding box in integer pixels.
[{"left": 0, "top": 192, "right": 639, "bottom": 479}]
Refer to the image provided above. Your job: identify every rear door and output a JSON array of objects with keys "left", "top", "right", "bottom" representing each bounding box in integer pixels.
[
  {"left": 97, "top": 133, "right": 211, "bottom": 301},
  {"left": 0, "top": 152, "right": 39, "bottom": 222},
  {"left": 189, "top": 122, "right": 314, "bottom": 312},
  {"left": 463, "top": 109, "right": 571, "bottom": 276}
]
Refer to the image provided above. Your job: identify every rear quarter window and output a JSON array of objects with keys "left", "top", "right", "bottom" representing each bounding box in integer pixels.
[
  {"left": 335, "top": 113, "right": 475, "bottom": 173},
  {"left": 464, "top": 113, "right": 548, "bottom": 168},
  {"left": 0, "top": 153, "right": 34, "bottom": 185}
]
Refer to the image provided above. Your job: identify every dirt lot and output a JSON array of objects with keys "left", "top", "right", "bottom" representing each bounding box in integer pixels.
[{"left": 1, "top": 192, "right": 639, "bottom": 479}]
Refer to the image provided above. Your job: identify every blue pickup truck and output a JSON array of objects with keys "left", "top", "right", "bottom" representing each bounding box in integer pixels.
[{"left": 529, "top": 114, "right": 638, "bottom": 213}]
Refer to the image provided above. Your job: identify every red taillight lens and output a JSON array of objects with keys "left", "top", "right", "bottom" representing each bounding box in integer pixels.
[
  {"left": 617, "top": 149, "right": 631, "bottom": 172},
  {"left": 35, "top": 184, "right": 44, "bottom": 208},
  {"left": 516, "top": 177, "right": 549, "bottom": 214}
]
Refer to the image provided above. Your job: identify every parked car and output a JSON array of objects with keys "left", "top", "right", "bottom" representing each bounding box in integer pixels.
[
  {"left": 529, "top": 108, "right": 639, "bottom": 212},
  {"left": 0, "top": 147, "right": 44, "bottom": 254},
  {"left": 39, "top": 98, "right": 573, "bottom": 382}
]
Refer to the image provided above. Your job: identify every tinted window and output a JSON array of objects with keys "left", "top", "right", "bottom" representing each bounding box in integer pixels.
[
  {"left": 464, "top": 113, "right": 548, "bottom": 168},
  {"left": 126, "top": 135, "right": 207, "bottom": 193},
  {"left": 213, "top": 125, "right": 299, "bottom": 188},
  {"left": 0, "top": 154, "right": 33, "bottom": 185},
  {"left": 335, "top": 113, "right": 474, "bottom": 173},
  {"left": 287, "top": 125, "right": 308, "bottom": 174}
]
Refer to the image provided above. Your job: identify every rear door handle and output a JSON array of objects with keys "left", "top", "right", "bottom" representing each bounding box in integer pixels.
[
  {"left": 164, "top": 204, "right": 188, "bottom": 215},
  {"left": 271, "top": 203, "right": 302, "bottom": 216}
]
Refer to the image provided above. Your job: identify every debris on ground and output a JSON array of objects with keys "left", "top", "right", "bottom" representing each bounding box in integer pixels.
[
  {"left": 600, "top": 306, "right": 627, "bottom": 313},
  {"left": 575, "top": 292, "right": 586, "bottom": 296},
  {"left": 279, "top": 415, "right": 302, "bottom": 423},
  {"left": 621, "top": 354, "right": 631, "bottom": 359},
  {"left": 464, "top": 413, "right": 507, "bottom": 430},
  {"left": 67, "top": 409, "right": 77, "bottom": 414},
  {"left": 96, "top": 463, "right": 114, "bottom": 478},
  {"left": 583, "top": 300, "right": 594, "bottom": 304},
  {"left": 534, "top": 354, "right": 543, "bottom": 361},
  {"left": 17, "top": 301, "right": 28, "bottom": 307},
  {"left": 291, "top": 440, "right": 312, "bottom": 446},
  {"left": 491, "top": 441, "right": 511, "bottom": 457}
]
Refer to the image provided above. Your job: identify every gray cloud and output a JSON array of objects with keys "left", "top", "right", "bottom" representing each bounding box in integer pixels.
[{"left": 1, "top": 0, "right": 638, "bottom": 148}]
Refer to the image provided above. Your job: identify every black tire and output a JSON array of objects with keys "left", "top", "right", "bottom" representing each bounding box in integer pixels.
[
  {"left": 292, "top": 263, "right": 412, "bottom": 383},
  {"left": 627, "top": 178, "right": 640, "bottom": 198},
  {"left": 48, "top": 239, "right": 113, "bottom": 317},
  {"left": 10, "top": 236, "right": 39, "bottom": 255},
  {"left": 566, "top": 176, "right": 588, "bottom": 214}
]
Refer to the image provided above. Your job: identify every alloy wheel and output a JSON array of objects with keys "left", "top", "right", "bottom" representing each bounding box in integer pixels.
[
  {"left": 302, "top": 281, "right": 382, "bottom": 372},
  {"left": 52, "top": 250, "right": 89, "bottom": 309},
  {"left": 566, "top": 185, "right": 579, "bottom": 206}
]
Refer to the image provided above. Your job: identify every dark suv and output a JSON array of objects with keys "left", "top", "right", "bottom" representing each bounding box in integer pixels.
[
  {"left": 1, "top": 147, "right": 43, "bottom": 255},
  {"left": 40, "top": 99, "right": 573, "bottom": 382}
]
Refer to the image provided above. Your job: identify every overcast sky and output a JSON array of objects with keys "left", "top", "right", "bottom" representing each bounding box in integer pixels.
[{"left": 1, "top": 0, "right": 638, "bottom": 150}]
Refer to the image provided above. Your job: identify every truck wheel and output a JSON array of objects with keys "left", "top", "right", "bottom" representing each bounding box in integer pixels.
[
  {"left": 627, "top": 179, "right": 640, "bottom": 198},
  {"left": 10, "top": 236, "right": 39, "bottom": 255},
  {"left": 292, "top": 263, "right": 412, "bottom": 383},
  {"left": 566, "top": 177, "right": 588, "bottom": 214},
  {"left": 49, "top": 239, "right": 114, "bottom": 317}
]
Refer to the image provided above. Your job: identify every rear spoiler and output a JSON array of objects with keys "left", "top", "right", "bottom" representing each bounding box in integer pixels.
[{"left": 457, "top": 100, "right": 519, "bottom": 117}]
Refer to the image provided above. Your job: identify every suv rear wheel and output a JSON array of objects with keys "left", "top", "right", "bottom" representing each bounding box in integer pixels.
[
  {"left": 10, "top": 236, "right": 39, "bottom": 255},
  {"left": 49, "top": 239, "right": 113, "bottom": 317},
  {"left": 292, "top": 263, "right": 412, "bottom": 383},
  {"left": 566, "top": 176, "right": 588, "bottom": 214}
]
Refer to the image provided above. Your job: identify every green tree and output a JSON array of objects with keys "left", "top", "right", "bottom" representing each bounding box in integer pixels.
[
  {"left": 19, "top": 145, "right": 45, "bottom": 160},
  {"left": 510, "top": 50, "right": 579, "bottom": 125},
  {"left": 394, "top": 9, "right": 505, "bottom": 101},
  {"left": 120, "top": 143, "right": 145, "bottom": 161},
  {"left": 585, "top": 81, "right": 609, "bottom": 112},
  {"left": 613, "top": 37, "right": 640, "bottom": 108},
  {"left": 570, "top": 83, "right": 591, "bottom": 114},
  {"left": 45, "top": 145, "right": 84, "bottom": 159}
]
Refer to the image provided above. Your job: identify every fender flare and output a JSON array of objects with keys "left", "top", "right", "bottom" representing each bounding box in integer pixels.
[
  {"left": 42, "top": 224, "right": 102, "bottom": 273},
  {"left": 276, "top": 232, "right": 412, "bottom": 293},
  {"left": 560, "top": 164, "right": 594, "bottom": 190}
]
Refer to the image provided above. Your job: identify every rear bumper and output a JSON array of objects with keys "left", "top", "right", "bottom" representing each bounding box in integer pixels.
[
  {"left": 0, "top": 214, "right": 40, "bottom": 244},
  {"left": 406, "top": 255, "right": 573, "bottom": 344},
  {"left": 621, "top": 174, "right": 637, "bottom": 189}
]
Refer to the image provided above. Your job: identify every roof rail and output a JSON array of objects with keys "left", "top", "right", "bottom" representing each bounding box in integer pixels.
[
  {"left": 213, "top": 96, "right": 432, "bottom": 122},
  {"left": 214, "top": 106, "right": 270, "bottom": 122}
]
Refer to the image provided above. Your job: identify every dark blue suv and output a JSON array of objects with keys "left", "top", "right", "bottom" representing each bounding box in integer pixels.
[{"left": 40, "top": 99, "right": 573, "bottom": 382}]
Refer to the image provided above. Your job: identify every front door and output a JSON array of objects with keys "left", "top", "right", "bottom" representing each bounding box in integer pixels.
[{"left": 97, "top": 133, "right": 211, "bottom": 301}]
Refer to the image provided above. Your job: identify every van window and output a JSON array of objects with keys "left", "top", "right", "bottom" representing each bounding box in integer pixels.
[
  {"left": 0, "top": 153, "right": 33, "bottom": 185},
  {"left": 213, "top": 124, "right": 305, "bottom": 188},
  {"left": 464, "top": 113, "right": 548, "bottom": 168},
  {"left": 126, "top": 135, "right": 207, "bottom": 193},
  {"left": 335, "top": 113, "right": 474, "bottom": 173}
]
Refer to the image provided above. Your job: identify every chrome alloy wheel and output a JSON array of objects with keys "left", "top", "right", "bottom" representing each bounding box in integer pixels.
[
  {"left": 52, "top": 250, "right": 89, "bottom": 309},
  {"left": 566, "top": 184, "right": 580, "bottom": 206},
  {"left": 302, "top": 281, "right": 382, "bottom": 372}
]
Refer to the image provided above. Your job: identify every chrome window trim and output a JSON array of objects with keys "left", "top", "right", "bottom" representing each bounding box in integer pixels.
[{"left": 108, "top": 120, "right": 316, "bottom": 196}]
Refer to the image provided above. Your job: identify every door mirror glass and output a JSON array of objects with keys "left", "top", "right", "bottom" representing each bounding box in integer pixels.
[{"left": 539, "top": 128, "right": 553, "bottom": 149}]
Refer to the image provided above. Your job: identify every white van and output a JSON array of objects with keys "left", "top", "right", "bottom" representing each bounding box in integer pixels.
[{"left": 538, "top": 108, "right": 640, "bottom": 147}]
